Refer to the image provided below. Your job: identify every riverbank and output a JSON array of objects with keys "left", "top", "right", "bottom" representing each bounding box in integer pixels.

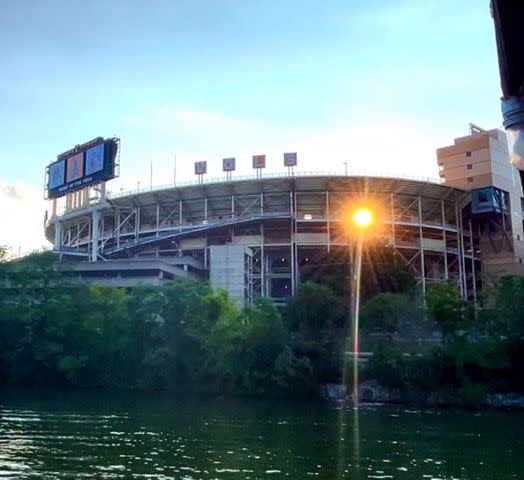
[{"left": 322, "top": 381, "right": 524, "bottom": 410}]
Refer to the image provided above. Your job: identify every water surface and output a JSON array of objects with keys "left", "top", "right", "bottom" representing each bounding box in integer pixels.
[{"left": 0, "top": 389, "right": 522, "bottom": 479}]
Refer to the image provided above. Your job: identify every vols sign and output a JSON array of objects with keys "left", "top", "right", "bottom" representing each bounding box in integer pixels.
[
  {"left": 194, "top": 161, "right": 207, "bottom": 175},
  {"left": 252, "top": 155, "right": 266, "bottom": 169},
  {"left": 223, "top": 157, "right": 236, "bottom": 172},
  {"left": 284, "top": 152, "right": 297, "bottom": 167}
]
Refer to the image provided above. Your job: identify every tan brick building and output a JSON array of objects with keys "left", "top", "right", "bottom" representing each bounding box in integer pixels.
[{"left": 437, "top": 125, "right": 524, "bottom": 277}]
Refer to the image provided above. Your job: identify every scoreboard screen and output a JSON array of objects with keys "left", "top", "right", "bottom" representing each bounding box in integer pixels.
[{"left": 46, "top": 138, "right": 119, "bottom": 199}]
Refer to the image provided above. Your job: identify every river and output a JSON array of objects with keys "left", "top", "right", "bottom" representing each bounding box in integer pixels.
[{"left": 0, "top": 389, "right": 522, "bottom": 479}]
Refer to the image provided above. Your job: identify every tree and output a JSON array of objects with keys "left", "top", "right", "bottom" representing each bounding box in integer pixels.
[
  {"left": 284, "top": 281, "right": 344, "bottom": 334},
  {"left": 490, "top": 276, "right": 524, "bottom": 338},
  {"left": 284, "top": 282, "right": 344, "bottom": 384},
  {"left": 158, "top": 279, "right": 233, "bottom": 388},
  {"left": 425, "top": 283, "right": 467, "bottom": 338},
  {"left": 201, "top": 298, "right": 287, "bottom": 393},
  {"left": 71, "top": 285, "right": 130, "bottom": 387},
  {"left": 125, "top": 284, "right": 166, "bottom": 388},
  {"left": 360, "top": 292, "right": 424, "bottom": 338},
  {"left": 364, "top": 340, "right": 406, "bottom": 389}
]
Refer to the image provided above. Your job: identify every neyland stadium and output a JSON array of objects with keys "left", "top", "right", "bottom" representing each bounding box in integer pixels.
[{"left": 45, "top": 126, "right": 524, "bottom": 306}]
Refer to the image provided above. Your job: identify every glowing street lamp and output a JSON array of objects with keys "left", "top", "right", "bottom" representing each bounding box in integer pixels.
[
  {"left": 337, "top": 204, "right": 375, "bottom": 479},
  {"left": 349, "top": 206, "right": 373, "bottom": 407},
  {"left": 353, "top": 208, "right": 373, "bottom": 229}
]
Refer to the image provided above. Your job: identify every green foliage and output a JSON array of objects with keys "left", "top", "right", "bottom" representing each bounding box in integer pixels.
[
  {"left": 202, "top": 299, "right": 289, "bottom": 393},
  {"left": 361, "top": 276, "right": 524, "bottom": 402},
  {"left": 284, "top": 281, "right": 343, "bottom": 333},
  {"left": 1, "top": 251, "right": 524, "bottom": 403},
  {"left": 489, "top": 276, "right": 524, "bottom": 338},
  {"left": 284, "top": 281, "right": 344, "bottom": 384},
  {"left": 273, "top": 347, "right": 315, "bottom": 394},
  {"left": 425, "top": 283, "right": 468, "bottom": 338},
  {"left": 364, "top": 341, "right": 406, "bottom": 388},
  {"left": 360, "top": 292, "right": 424, "bottom": 337},
  {"left": 0, "top": 255, "right": 320, "bottom": 396},
  {"left": 457, "top": 382, "right": 487, "bottom": 408}
]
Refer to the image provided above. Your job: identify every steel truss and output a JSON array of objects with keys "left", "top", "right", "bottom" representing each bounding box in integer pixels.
[{"left": 47, "top": 177, "right": 478, "bottom": 300}]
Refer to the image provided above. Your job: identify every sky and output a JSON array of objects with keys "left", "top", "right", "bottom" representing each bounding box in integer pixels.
[{"left": 0, "top": 0, "right": 504, "bottom": 253}]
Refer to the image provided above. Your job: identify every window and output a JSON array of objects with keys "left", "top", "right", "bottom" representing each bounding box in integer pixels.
[
  {"left": 466, "top": 151, "right": 472, "bottom": 157},
  {"left": 467, "top": 177, "right": 474, "bottom": 183},
  {"left": 438, "top": 163, "right": 444, "bottom": 171},
  {"left": 467, "top": 164, "right": 472, "bottom": 170},
  {"left": 478, "top": 191, "right": 489, "bottom": 202}
]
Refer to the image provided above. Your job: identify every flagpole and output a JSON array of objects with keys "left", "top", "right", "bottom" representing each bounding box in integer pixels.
[
  {"left": 174, "top": 154, "right": 177, "bottom": 187},
  {"left": 150, "top": 159, "right": 153, "bottom": 190}
]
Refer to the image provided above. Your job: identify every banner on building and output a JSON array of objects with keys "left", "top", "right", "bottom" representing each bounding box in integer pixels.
[
  {"left": 284, "top": 152, "right": 297, "bottom": 167},
  {"left": 223, "top": 157, "right": 236, "bottom": 172},
  {"left": 194, "top": 161, "right": 207, "bottom": 175},
  {"left": 252, "top": 155, "right": 266, "bottom": 169}
]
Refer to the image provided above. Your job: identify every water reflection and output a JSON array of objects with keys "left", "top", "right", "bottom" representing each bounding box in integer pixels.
[{"left": 0, "top": 390, "right": 522, "bottom": 479}]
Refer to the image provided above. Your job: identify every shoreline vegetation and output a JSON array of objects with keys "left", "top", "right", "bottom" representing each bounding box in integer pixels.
[{"left": 1, "top": 250, "right": 523, "bottom": 409}]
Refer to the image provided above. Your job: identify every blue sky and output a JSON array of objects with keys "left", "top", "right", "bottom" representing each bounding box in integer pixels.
[{"left": 0, "top": 0, "right": 504, "bottom": 251}]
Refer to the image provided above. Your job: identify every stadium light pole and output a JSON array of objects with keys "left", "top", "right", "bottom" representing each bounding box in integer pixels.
[
  {"left": 345, "top": 207, "right": 373, "bottom": 406},
  {"left": 338, "top": 205, "right": 372, "bottom": 480}
]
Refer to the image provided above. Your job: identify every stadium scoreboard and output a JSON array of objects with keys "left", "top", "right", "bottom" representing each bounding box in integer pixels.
[{"left": 46, "top": 137, "right": 119, "bottom": 199}]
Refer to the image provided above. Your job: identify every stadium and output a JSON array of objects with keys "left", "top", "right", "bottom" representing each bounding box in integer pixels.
[{"left": 45, "top": 126, "right": 524, "bottom": 306}]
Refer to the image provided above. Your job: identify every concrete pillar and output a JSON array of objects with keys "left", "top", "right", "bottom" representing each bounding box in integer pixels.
[
  {"left": 390, "top": 194, "right": 396, "bottom": 248},
  {"left": 116, "top": 210, "right": 121, "bottom": 248},
  {"left": 156, "top": 203, "right": 160, "bottom": 236},
  {"left": 442, "top": 200, "right": 448, "bottom": 280},
  {"left": 53, "top": 221, "right": 62, "bottom": 250},
  {"left": 455, "top": 203, "right": 465, "bottom": 298},
  {"left": 290, "top": 190, "right": 295, "bottom": 295},
  {"left": 135, "top": 206, "right": 140, "bottom": 242},
  {"left": 469, "top": 219, "right": 477, "bottom": 303},
  {"left": 91, "top": 209, "right": 101, "bottom": 262},
  {"left": 326, "top": 190, "right": 331, "bottom": 253},
  {"left": 418, "top": 196, "right": 426, "bottom": 295}
]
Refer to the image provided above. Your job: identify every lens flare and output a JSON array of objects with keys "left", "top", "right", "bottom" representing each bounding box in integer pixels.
[{"left": 353, "top": 208, "right": 373, "bottom": 228}]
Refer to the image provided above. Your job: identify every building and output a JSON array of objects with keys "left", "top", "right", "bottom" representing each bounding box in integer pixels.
[
  {"left": 437, "top": 124, "right": 524, "bottom": 277},
  {"left": 46, "top": 174, "right": 477, "bottom": 305},
  {"left": 44, "top": 126, "right": 524, "bottom": 305}
]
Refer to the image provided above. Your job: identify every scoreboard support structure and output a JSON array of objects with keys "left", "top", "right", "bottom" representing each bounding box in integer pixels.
[{"left": 50, "top": 180, "right": 110, "bottom": 262}]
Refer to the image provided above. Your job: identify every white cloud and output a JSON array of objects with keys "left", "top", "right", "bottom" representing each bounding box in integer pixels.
[
  {"left": 0, "top": 182, "right": 49, "bottom": 255},
  {"left": 0, "top": 183, "right": 25, "bottom": 201}
]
